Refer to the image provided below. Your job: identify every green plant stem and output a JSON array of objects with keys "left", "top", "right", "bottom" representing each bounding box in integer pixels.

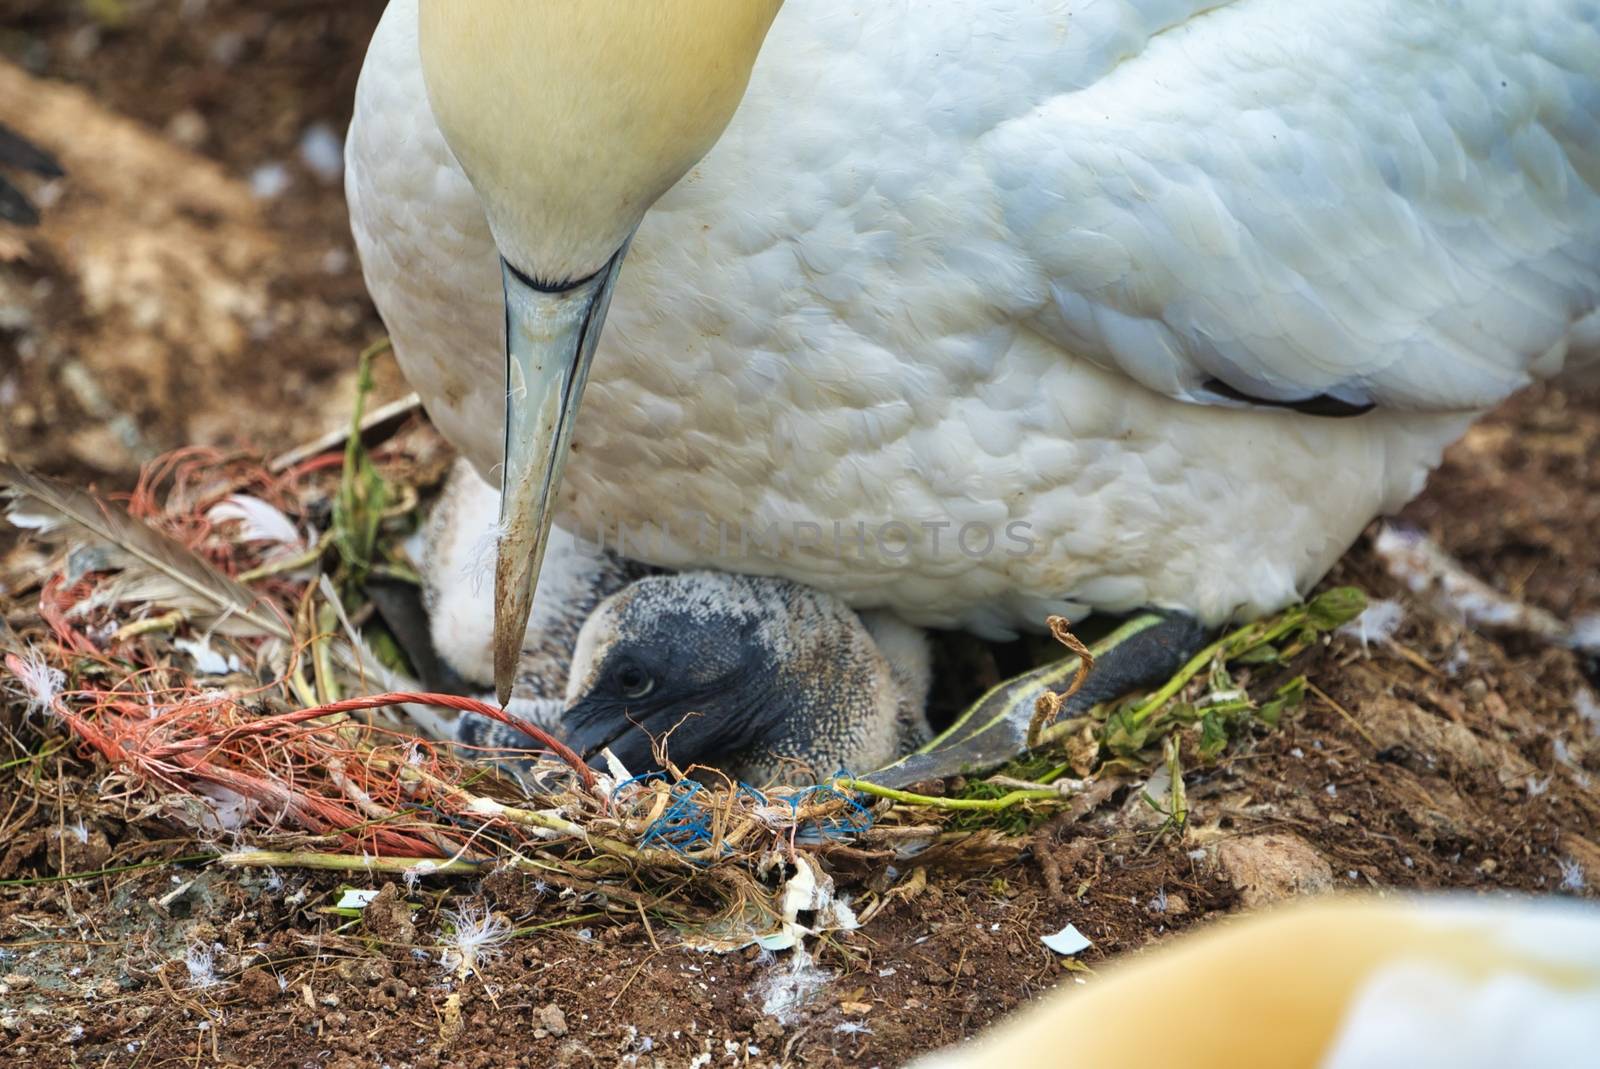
[
  {"left": 508, "top": 911, "right": 607, "bottom": 937},
  {"left": 368, "top": 562, "right": 424, "bottom": 586},
  {"left": 0, "top": 853, "right": 215, "bottom": 887},
  {"left": 313, "top": 601, "right": 342, "bottom": 705},
  {"left": 219, "top": 849, "right": 480, "bottom": 876},
  {"left": 334, "top": 339, "right": 392, "bottom": 575},
  {"left": 836, "top": 778, "right": 1065, "bottom": 812},
  {"left": 0, "top": 738, "right": 66, "bottom": 772},
  {"left": 111, "top": 609, "right": 188, "bottom": 641},
  {"left": 1124, "top": 608, "right": 1307, "bottom": 730}
]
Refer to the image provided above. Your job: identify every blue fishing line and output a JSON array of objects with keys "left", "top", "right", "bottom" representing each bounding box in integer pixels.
[{"left": 640, "top": 779, "right": 716, "bottom": 854}]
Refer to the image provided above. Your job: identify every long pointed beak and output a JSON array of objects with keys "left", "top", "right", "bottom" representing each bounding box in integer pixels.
[{"left": 493, "top": 243, "right": 630, "bottom": 704}]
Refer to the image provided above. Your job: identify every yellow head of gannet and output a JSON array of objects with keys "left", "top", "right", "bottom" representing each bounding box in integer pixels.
[{"left": 417, "top": 0, "right": 783, "bottom": 701}]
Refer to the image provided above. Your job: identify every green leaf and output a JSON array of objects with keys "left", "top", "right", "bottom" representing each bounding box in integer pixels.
[
  {"left": 1198, "top": 711, "right": 1229, "bottom": 761},
  {"left": 332, "top": 342, "right": 393, "bottom": 580},
  {"left": 363, "top": 626, "right": 413, "bottom": 678},
  {"left": 1164, "top": 736, "right": 1187, "bottom": 831},
  {"left": 1305, "top": 587, "right": 1367, "bottom": 631},
  {"left": 1157, "top": 701, "right": 1201, "bottom": 728},
  {"left": 84, "top": 0, "right": 128, "bottom": 27},
  {"left": 1257, "top": 676, "right": 1307, "bottom": 728},
  {"left": 1102, "top": 708, "right": 1151, "bottom": 758}
]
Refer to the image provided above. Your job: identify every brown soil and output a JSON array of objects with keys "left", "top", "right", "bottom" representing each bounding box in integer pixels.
[
  {"left": 1, "top": 6, "right": 1597, "bottom": 1068},
  {"left": 0, "top": 0, "right": 400, "bottom": 483}
]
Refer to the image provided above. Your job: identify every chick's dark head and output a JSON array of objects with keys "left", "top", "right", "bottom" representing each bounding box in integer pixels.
[{"left": 560, "top": 572, "right": 928, "bottom": 783}]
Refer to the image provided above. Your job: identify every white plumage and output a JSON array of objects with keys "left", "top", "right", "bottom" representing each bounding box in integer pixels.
[{"left": 347, "top": 0, "right": 1600, "bottom": 638}]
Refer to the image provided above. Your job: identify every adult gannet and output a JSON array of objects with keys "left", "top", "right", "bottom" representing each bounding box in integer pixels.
[
  {"left": 347, "top": 0, "right": 1600, "bottom": 707},
  {"left": 908, "top": 895, "right": 1600, "bottom": 1069}
]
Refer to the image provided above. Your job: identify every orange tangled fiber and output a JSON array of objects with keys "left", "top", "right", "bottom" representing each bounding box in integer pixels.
[{"left": 11, "top": 649, "right": 590, "bottom": 859}]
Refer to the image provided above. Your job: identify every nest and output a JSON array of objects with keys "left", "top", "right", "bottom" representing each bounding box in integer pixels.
[{"left": 0, "top": 407, "right": 953, "bottom": 948}]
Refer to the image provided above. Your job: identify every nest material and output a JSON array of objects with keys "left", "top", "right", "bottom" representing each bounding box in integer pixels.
[{"left": 0, "top": 432, "right": 932, "bottom": 945}]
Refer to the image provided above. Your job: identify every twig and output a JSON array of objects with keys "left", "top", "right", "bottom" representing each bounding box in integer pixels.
[
  {"left": 390, "top": 760, "right": 696, "bottom": 871},
  {"left": 1026, "top": 616, "right": 1094, "bottom": 748},
  {"left": 608, "top": 948, "right": 662, "bottom": 1009},
  {"left": 636, "top": 900, "right": 662, "bottom": 953},
  {"left": 987, "top": 774, "right": 1089, "bottom": 794},
  {"left": 1305, "top": 680, "right": 1380, "bottom": 750},
  {"left": 235, "top": 532, "right": 332, "bottom": 583},
  {"left": 508, "top": 911, "right": 606, "bottom": 938},
  {"left": 1380, "top": 638, "right": 1445, "bottom": 679},
  {"left": 111, "top": 609, "right": 188, "bottom": 642}
]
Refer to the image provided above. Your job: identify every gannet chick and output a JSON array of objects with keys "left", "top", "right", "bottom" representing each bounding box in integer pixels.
[
  {"left": 452, "top": 571, "right": 933, "bottom": 784},
  {"left": 431, "top": 462, "right": 931, "bottom": 781},
  {"left": 560, "top": 572, "right": 933, "bottom": 784}
]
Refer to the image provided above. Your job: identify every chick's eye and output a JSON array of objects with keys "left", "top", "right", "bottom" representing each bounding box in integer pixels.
[{"left": 613, "top": 660, "right": 654, "bottom": 699}]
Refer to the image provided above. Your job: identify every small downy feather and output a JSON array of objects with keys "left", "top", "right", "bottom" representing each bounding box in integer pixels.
[
  {"left": 0, "top": 462, "right": 291, "bottom": 640},
  {"left": 207, "top": 495, "right": 305, "bottom": 557}
]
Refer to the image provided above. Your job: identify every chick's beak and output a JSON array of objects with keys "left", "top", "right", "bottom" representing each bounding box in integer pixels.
[
  {"left": 561, "top": 698, "right": 666, "bottom": 775},
  {"left": 493, "top": 243, "right": 631, "bottom": 704},
  {"left": 561, "top": 697, "right": 728, "bottom": 777}
]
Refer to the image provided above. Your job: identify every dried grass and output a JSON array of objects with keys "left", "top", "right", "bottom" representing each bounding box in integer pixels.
[{"left": 0, "top": 437, "right": 902, "bottom": 941}]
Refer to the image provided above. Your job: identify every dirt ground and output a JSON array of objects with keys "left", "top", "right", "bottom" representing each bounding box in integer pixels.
[{"left": 1, "top": 4, "right": 1598, "bottom": 1068}]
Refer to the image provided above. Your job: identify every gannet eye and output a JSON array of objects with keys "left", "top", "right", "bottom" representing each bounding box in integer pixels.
[{"left": 612, "top": 659, "right": 655, "bottom": 700}]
